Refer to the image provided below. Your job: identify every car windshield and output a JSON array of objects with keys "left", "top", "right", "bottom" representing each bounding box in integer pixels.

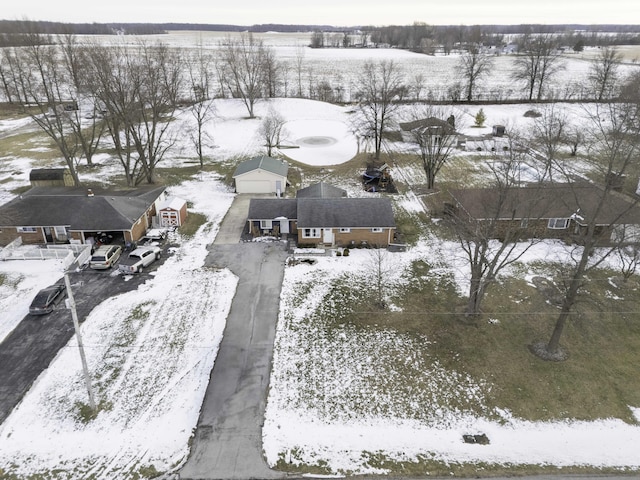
[
  {"left": 92, "top": 256, "right": 106, "bottom": 261},
  {"left": 33, "top": 292, "right": 50, "bottom": 304}
]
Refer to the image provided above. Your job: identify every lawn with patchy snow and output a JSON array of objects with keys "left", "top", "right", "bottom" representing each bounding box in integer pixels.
[
  {"left": 1, "top": 93, "right": 640, "bottom": 478},
  {"left": 0, "top": 174, "right": 237, "bottom": 478}
]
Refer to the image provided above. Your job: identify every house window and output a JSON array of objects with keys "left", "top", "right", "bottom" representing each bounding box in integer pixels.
[
  {"left": 520, "top": 218, "right": 529, "bottom": 228},
  {"left": 548, "top": 218, "right": 569, "bottom": 229},
  {"left": 17, "top": 227, "right": 38, "bottom": 233},
  {"left": 260, "top": 220, "right": 273, "bottom": 229},
  {"left": 339, "top": 228, "right": 351, "bottom": 233},
  {"left": 371, "top": 227, "right": 383, "bottom": 233},
  {"left": 302, "top": 228, "right": 321, "bottom": 238}
]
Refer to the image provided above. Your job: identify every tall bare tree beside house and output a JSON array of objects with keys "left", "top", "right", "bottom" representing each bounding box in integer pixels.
[
  {"left": 405, "top": 105, "right": 459, "bottom": 190},
  {"left": 87, "top": 42, "right": 184, "bottom": 185},
  {"left": 218, "top": 33, "right": 269, "bottom": 118},
  {"left": 589, "top": 46, "right": 623, "bottom": 101},
  {"left": 512, "top": 34, "right": 565, "bottom": 101},
  {"left": 354, "top": 60, "right": 406, "bottom": 160},
  {"left": 447, "top": 136, "right": 547, "bottom": 319},
  {"left": 457, "top": 47, "right": 494, "bottom": 102},
  {"left": 534, "top": 101, "right": 640, "bottom": 361}
]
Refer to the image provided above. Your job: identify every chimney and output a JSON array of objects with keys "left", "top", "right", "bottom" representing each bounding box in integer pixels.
[{"left": 87, "top": 189, "right": 94, "bottom": 197}]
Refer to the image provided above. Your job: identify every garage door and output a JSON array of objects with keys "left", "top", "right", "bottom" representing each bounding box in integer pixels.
[{"left": 237, "top": 180, "right": 272, "bottom": 194}]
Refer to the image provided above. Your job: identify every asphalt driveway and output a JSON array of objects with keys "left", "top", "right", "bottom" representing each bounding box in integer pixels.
[
  {"left": 0, "top": 252, "right": 162, "bottom": 424},
  {"left": 180, "top": 241, "right": 288, "bottom": 480}
]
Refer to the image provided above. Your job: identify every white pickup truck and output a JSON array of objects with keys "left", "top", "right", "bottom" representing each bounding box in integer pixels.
[{"left": 118, "top": 246, "right": 161, "bottom": 274}]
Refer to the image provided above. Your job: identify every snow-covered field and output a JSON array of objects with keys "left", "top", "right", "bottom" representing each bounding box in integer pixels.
[
  {"left": 1, "top": 46, "right": 640, "bottom": 477},
  {"left": 74, "top": 30, "right": 640, "bottom": 103}
]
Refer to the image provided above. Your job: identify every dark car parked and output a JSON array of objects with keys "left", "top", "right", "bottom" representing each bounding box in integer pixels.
[{"left": 29, "top": 284, "right": 66, "bottom": 315}]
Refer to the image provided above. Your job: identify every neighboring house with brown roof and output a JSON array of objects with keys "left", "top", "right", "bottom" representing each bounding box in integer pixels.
[
  {"left": 447, "top": 183, "right": 640, "bottom": 245},
  {"left": 247, "top": 182, "right": 396, "bottom": 247},
  {"left": 0, "top": 186, "right": 167, "bottom": 246}
]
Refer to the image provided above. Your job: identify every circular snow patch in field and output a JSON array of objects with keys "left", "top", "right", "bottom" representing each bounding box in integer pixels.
[
  {"left": 296, "top": 136, "right": 338, "bottom": 147},
  {"left": 283, "top": 119, "right": 357, "bottom": 166}
]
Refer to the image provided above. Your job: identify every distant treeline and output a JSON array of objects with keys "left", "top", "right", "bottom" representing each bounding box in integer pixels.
[
  {"left": 0, "top": 19, "right": 352, "bottom": 46},
  {"left": 1, "top": 19, "right": 640, "bottom": 49},
  {"left": 367, "top": 24, "right": 640, "bottom": 52}
]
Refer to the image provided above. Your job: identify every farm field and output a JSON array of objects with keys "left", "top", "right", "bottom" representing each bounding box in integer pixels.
[{"left": 0, "top": 32, "right": 640, "bottom": 478}]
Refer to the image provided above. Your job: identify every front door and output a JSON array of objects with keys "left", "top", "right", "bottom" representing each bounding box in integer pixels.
[
  {"left": 323, "top": 228, "right": 334, "bottom": 245},
  {"left": 43, "top": 227, "right": 53, "bottom": 243}
]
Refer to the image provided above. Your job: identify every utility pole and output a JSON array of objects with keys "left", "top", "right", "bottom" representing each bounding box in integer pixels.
[{"left": 64, "top": 272, "right": 97, "bottom": 412}]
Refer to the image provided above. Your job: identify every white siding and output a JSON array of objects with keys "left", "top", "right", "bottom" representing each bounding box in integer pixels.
[{"left": 234, "top": 169, "right": 286, "bottom": 194}]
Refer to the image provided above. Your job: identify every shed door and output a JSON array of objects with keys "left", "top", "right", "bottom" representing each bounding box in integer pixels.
[{"left": 162, "top": 210, "right": 180, "bottom": 227}]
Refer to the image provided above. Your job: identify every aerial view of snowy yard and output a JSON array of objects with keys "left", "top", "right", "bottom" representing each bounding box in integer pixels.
[{"left": 0, "top": 30, "right": 640, "bottom": 479}]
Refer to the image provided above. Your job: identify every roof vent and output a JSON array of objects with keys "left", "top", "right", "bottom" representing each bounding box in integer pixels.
[{"left": 87, "top": 189, "right": 94, "bottom": 197}]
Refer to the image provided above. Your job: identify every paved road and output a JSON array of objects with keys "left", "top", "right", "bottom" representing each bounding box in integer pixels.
[
  {"left": 179, "top": 241, "right": 288, "bottom": 480},
  {"left": 0, "top": 263, "right": 149, "bottom": 423}
]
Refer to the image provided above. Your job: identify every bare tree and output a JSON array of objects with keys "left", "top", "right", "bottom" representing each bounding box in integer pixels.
[
  {"left": 512, "top": 34, "right": 565, "bottom": 101},
  {"left": 410, "top": 72, "right": 425, "bottom": 101},
  {"left": 535, "top": 102, "right": 640, "bottom": 360},
  {"left": 616, "top": 244, "right": 640, "bottom": 283},
  {"left": 366, "top": 247, "right": 396, "bottom": 309},
  {"left": 531, "top": 104, "right": 567, "bottom": 181},
  {"left": 12, "top": 38, "right": 82, "bottom": 185},
  {"left": 405, "top": 106, "right": 458, "bottom": 189},
  {"left": 261, "top": 46, "right": 282, "bottom": 98},
  {"left": 257, "top": 107, "right": 287, "bottom": 157},
  {"left": 294, "top": 44, "right": 306, "bottom": 98},
  {"left": 353, "top": 60, "right": 406, "bottom": 160},
  {"left": 588, "top": 46, "right": 623, "bottom": 101},
  {"left": 186, "top": 45, "right": 216, "bottom": 168},
  {"left": 457, "top": 47, "right": 493, "bottom": 102},
  {"left": 447, "top": 137, "right": 546, "bottom": 318},
  {"left": 88, "top": 42, "right": 184, "bottom": 185},
  {"left": 218, "top": 33, "right": 270, "bottom": 118},
  {"left": 57, "top": 35, "right": 104, "bottom": 167}
]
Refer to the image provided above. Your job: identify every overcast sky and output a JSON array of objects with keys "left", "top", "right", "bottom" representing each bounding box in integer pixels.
[{"left": 2, "top": 0, "right": 636, "bottom": 26}]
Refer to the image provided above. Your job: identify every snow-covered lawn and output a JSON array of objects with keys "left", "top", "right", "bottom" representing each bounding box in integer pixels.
[
  {"left": 264, "top": 239, "right": 640, "bottom": 474},
  {"left": 1, "top": 96, "right": 640, "bottom": 477},
  {"left": 0, "top": 174, "right": 237, "bottom": 478}
]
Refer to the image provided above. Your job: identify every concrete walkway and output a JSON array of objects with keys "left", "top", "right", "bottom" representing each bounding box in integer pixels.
[
  {"left": 213, "top": 194, "right": 253, "bottom": 245},
  {"left": 180, "top": 240, "right": 288, "bottom": 480}
]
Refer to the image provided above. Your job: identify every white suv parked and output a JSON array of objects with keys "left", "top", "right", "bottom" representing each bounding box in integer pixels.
[{"left": 89, "top": 245, "right": 123, "bottom": 270}]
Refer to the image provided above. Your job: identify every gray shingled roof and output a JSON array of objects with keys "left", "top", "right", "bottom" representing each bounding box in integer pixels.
[
  {"left": 449, "top": 183, "right": 640, "bottom": 225},
  {"left": 247, "top": 198, "right": 298, "bottom": 220},
  {"left": 232, "top": 156, "right": 289, "bottom": 178},
  {"left": 296, "top": 182, "right": 347, "bottom": 198},
  {"left": 0, "top": 186, "right": 165, "bottom": 230},
  {"left": 297, "top": 198, "right": 395, "bottom": 228}
]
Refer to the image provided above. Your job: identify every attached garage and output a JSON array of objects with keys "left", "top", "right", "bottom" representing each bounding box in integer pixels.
[{"left": 232, "top": 156, "right": 289, "bottom": 195}]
